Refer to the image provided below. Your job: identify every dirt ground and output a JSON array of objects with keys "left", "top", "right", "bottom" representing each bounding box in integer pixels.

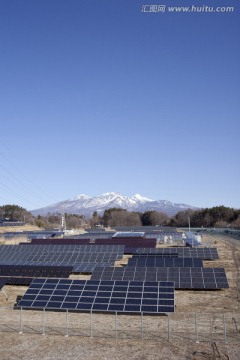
[
  {"left": 0, "top": 332, "right": 240, "bottom": 360},
  {"left": 0, "top": 233, "right": 240, "bottom": 359}
]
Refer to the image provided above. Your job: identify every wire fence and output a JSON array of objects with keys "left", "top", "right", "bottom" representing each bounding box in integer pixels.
[{"left": 0, "top": 306, "right": 239, "bottom": 343}]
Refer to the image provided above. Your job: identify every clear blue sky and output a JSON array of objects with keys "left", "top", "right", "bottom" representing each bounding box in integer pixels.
[{"left": 0, "top": 0, "right": 239, "bottom": 211}]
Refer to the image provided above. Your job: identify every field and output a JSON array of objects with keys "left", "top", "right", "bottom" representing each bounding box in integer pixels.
[{"left": 0, "top": 233, "right": 240, "bottom": 359}]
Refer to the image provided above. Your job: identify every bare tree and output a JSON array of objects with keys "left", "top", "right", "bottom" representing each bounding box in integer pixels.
[{"left": 108, "top": 210, "right": 141, "bottom": 227}]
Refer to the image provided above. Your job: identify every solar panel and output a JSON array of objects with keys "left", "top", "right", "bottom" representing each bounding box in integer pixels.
[
  {"left": 112, "top": 232, "right": 145, "bottom": 238},
  {"left": 0, "top": 265, "right": 73, "bottom": 278},
  {"left": 136, "top": 247, "right": 219, "bottom": 260},
  {"left": 137, "top": 248, "right": 178, "bottom": 255},
  {"left": 132, "top": 253, "right": 179, "bottom": 258},
  {"left": 15, "top": 278, "right": 175, "bottom": 314},
  {"left": 91, "top": 267, "right": 229, "bottom": 289},
  {"left": 0, "top": 244, "right": 124, "bottom": 254},
  {"left": 127, "top": 257, "right": 203, "bottom": 267},
  {"left": 0, "top": 277, "right": 33, "bottom": 287},
  {"left": 114, "top": 226, "right": 176, "bottom": 232},
  {"left": 0, "top": 244, "right": 124, "bottom": 272}
]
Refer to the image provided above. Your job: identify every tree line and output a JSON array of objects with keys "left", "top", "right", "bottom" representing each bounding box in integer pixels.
[{"left": 0, "top": 204, "right": 240, "bottom": 229}]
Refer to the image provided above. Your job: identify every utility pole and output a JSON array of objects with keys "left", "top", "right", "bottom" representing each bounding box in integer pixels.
[
  {"left": 59, "top": 203, "right": 66, "bottom": 232},
  {"left": 188, "top": 217, "right": 191, "bottom": 232}
]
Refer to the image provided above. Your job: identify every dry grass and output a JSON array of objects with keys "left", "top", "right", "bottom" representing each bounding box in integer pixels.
[{"left": 0, "top": 225, "right": 41, "bottom": 234}]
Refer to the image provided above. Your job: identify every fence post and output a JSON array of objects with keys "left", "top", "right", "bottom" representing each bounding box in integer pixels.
[
  {"left": 90, "top": 310, "right": 93, "bottom": 337},
  {"left": 223, "top": 313, "right": 227, "bottom": 343},
  {"left": 167, "top": 314, "right": 170, "bottom": 341},
  {"left": 195, "top": 313, "right": 199, "bottom": 343},
  {"left": 42, "top": 308, "right": 45, "bottom": 335},
  {"left": 19, "top": 307, "right": 23, "bottom": 334},
  {"left": 141, "top": 312, "right": 143, "bottom": 341},
  {"left": 65, "top": 309, "right": 69, "bottom": 337},
  {"left": 115, "top": 312, "right": 118, "bottom": 339}
]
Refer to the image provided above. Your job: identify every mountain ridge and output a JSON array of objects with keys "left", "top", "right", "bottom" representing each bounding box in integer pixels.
[{"left": 31, "top": 192, "right": 199, "bottom": 217}]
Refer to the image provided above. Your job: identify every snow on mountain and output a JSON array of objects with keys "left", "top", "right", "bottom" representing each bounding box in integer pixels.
[
  {"left": 71, "top": 194, "right": 90, "bottom": 201},
  {"left": 31, "top": 192, "right": 198, "bottom": 217},
  {"left": 131, "top": 194, "right": 153, "bottom": 203}
]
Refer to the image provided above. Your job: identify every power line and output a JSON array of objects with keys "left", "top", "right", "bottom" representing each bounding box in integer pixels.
[{"left": 0, "top": 146, "right": 61, "bottom": 209}]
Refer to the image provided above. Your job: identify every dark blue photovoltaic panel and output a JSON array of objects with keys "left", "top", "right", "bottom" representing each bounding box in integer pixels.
[
  {"left": 0, "top": 277, "right": 32, "bottom": 287},
  {"left": 127, "top": 257, "right": 203, "bottom": 267},
  {"left": 15, "top": 278, "right": 175, "bottom": 314},
  {"left": 0, "top": 245, "right": 124, "bottom": 272},
  {"left": 90, "top": 267, "right": 228, "bottom": 289},
  {"left": 136, "top": 247, "right": 219, "bottom": 260},
  {"left": 27, "top": 237, "right": 157, "bottom": 248},
  {"left": 0, "top": 265, "right": 73, "bottom": 278},
  {"left": 132, "top": 253, "right": 179, "bottom": 258}
]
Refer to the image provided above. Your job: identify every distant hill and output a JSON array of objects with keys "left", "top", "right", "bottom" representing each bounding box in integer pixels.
[{"left": 31, "top": 192, "right": 199, "bottom": 217}]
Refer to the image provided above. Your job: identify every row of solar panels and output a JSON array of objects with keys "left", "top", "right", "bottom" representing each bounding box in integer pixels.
[
  {"left": 0, "top": 277, "right": 32, "bottom": 290},
  {"left": 0, "top": 221, "right": 25, "bottom": 227},
  {"left": 127, "top": 257, "right": 203, "bottom": 267},
  {"left": 0, "top": 244, "right": 124, "bottom": 253},
  {"left": 113, "top": 226, "right": 177, "bottom": 232},
  {"left": 0, "top": 231, "right": 63, "bottom": 238},
  {"left": 58, "top": 231, "right": 182, "bottom": 241},
  {"left": 15, "top": 278, "right": 175, "bottom": 314},
  {"left": 90, "top": 267, "right": 229, "bottom": 289},
  {"left": 12, "top": 242, "right": 219, "bottom": 260},
  {"left": 0, "top": 265, "right": 73, "bottom": 278},
  {"left": 136, "top": 248, "right": 219, "bottom": 259},
  {"left": 27, "top": 237, "right": 157, "bottom": 247},
  {"left": 0, "top": 245, "right": 125, "bottom": 273},
  {"left": 0, "top": 245, "right": 219, "bottom": 274}
]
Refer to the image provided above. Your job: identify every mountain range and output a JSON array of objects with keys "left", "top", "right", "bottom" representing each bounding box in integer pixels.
[{"left": 31, "top": 192, "right": 198, "bottom": 217}]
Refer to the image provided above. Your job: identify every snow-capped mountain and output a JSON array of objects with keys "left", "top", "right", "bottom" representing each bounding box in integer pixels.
[{"left": 31, "top": 192, "right": 198, "bottom": 217}]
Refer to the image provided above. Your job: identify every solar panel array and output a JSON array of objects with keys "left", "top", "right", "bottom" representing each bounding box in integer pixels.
[
  {"left": 0, "top": 224, "right": 228, "bottom": 318},
  {"left": 0, "top": 245, "right": 124, "bottom": 273},
  {"left": 15, "top": 278, "right": 175, "bottom": 314},
  {"left": 26, "top": 237, "right": 157, "bottom": 249},
  {"left": 85, "top": 228, "right": 107, "bottom": 233},
  {"left": 65, "top": 232, "right": 115, "bottom": 239},
  {"left": 144, "top": 232, "right": 183, "bottom": 240},
  {"left": 114, "top": 226, "right": 176, "bottom": 232},
  {"left": 91, "top": 267, "right": 229, "bottom": 289},
  {"left": 127, "top": 257, "right": 203, "bottom": 267},
  {"left": 112, "top": 232, "right": 145, "bottom": 238},
  {"left": 130, "top": 253, "right": 179, "bottom": 258},
  {"left": 0, "top": 231, "right": 63, "bottom": 239},
  {"left": 0, "top": 277, "right": 33, "bottom": 290},
  {"left": 0, "top": 265, "right": 73, "bottom": 278},
  {"left": 136, "top": 247, "right": 219, "bottom": 260},
  {"left": 22, "top": 238, "right": 115, "bottom": 245},
  {"left": 0, "top": 221, "right": 25, "bottom": 227}
]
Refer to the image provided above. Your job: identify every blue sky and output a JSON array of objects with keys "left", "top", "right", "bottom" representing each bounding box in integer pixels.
[{"left": 0, "top": 0, "right": 239, "bottom": 211}]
